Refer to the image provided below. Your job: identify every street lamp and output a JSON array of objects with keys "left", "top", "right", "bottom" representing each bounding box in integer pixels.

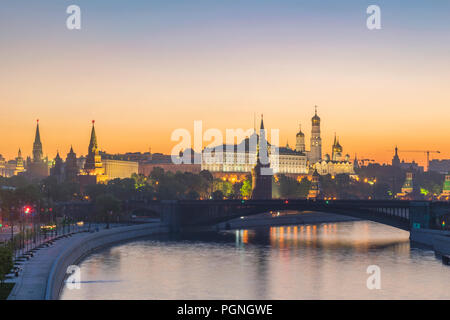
[{"left": 23, "top": 205, "right": 33, "bottom": 254}]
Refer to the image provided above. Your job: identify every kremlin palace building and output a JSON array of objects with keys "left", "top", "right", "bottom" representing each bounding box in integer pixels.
[{"left": 200, "top": 109, "right": 354, "bottom": 178}]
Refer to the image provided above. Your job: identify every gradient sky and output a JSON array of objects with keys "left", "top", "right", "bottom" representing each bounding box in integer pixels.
[{"left": 1, "top": 0, "right": 449, "bottom": 166}]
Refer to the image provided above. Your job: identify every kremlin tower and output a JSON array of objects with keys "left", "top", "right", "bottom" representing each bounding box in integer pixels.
[
  {"left": 32, "top": 120, "right": 43, "bottom": 163},
  {"left": 79, "top": 121, "right": 107, "bottom": 184},
  {"left": 27, "top": 120, "right": 49, "bottom": 178},
  {"left": 50, "top": 151, "right": 64, "bottom": 183},
  {"left": 251, "top": 115, "right": 273, "bottom": 200},
  {"left": 65, "top": 146, "right": 79, "bottom": 183},
  {"left": 307, "top": 169, "right": 321, "bottom": 200}
]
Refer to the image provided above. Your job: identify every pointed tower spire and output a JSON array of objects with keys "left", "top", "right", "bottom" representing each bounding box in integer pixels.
[
  {"left": 32, "top": 119, "right": 43, "bottom": 162},
  {"left": 89, "top": 120, "right": 98, "bottom": 153},
  {"left": 34, "top": 120, "right": 41, "bottom": 144},
  {"left": 256, "top": 114, "right": 268, "bottom": 163},
  {"left": 84, "top": 120, "right": 105, "bottom": 179}
]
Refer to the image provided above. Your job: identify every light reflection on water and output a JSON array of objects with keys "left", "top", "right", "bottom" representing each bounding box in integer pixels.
[{"left": 61, "top": 221, "right": 450, "bottom": 300}]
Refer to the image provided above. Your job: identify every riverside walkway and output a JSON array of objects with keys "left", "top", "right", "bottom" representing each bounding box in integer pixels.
[
  {"left": 8, "top": 231, "right": 89, "bottom": 300},
  {"left": 7, "top": 223, "right": 168, "bottom": 300}
]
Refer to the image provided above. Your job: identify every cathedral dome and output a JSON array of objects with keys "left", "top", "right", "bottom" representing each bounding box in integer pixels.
[
  {"left": 334, "top": 142, "right": 343, "bottom": 153},
  {"left": 312, "top": 114, "right": 320, "bottom": 125},
  {"left": 311, "top": 106, "right": 320, "bottom": 125},
  {"left": 296, "top": 130, "right": 304, "bottom": 137}
]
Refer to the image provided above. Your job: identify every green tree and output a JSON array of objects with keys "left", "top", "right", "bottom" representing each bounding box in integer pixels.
[
  {"left": 240, "top": 179, "right": 252, "bottom": 199},
  {"left": 213, "top": 180, "right": 234, "bottom": 199},
  {"left": 94, "top": 194, "right": 121, "bottom": 228},
  {"left": 0, "top": 246, "right": 13, "bottom": 285},
  {"left": 85, "top": 183, "right": 108, "bottom": 201}
]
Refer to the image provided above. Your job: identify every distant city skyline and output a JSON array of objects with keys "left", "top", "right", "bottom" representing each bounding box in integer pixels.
[{"left": 1, "top": 1, "right": 449, "bottom": 165}]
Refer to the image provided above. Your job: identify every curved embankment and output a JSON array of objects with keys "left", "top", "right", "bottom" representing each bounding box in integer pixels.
[
  {"left": 4, "top": 223, "right": 169, "bottom": 300},
  {"left": 45, "top": 223, "right": 169, "bottom": 300}
]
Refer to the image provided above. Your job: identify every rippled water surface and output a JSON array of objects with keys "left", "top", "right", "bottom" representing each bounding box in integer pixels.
[{"left": 61, "top": 221, "right": 450, "bottom": 300}]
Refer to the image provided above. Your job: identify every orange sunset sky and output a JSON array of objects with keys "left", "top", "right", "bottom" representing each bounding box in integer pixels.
[{"left": 0, "top": 1, "right": 449, "bottom": 166}]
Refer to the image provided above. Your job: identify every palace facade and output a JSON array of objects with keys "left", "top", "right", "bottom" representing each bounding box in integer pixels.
[{"left": 201, "top": 108, "right": 354, "bottom": 177}]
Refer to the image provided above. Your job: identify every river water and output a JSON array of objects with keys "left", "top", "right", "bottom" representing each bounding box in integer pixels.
[{"left": 61, "top": 221, "right": 450, "bottom": 300}]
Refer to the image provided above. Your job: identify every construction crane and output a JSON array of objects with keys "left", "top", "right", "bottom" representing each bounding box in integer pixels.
[{"left": 395, "top": 150, "right": 440, "bottom": 171}]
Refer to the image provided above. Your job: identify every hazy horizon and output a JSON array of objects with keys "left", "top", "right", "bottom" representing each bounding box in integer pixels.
[{"left": 1, "top": 0, "right": 449, "bottom": 166}]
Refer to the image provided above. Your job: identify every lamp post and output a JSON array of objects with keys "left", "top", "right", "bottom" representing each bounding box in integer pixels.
[{"left": 10, "top": 206, "right": 15, "bottom": 259}]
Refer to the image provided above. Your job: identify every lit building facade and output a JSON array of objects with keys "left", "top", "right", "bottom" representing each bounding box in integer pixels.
[
  {"left": 201, "top": 109, "right": 355, "bottom": 177},
  {"left": 201, "top": 139, "right": 308, "bottom": 176},
  {"left": 439, "top": 174, "right": 450, "bottom": 200},
  {"left": 103, "top": 159, "right": 139, "bottom": 180},
  {"left": 0, "top": 149, "right": 25, "bottom": 177},
  {"left": 312, "top": 134, "right": 354, "bottom": 175},
  {"left": 201, "top": 131, "right": 308, "bottom": 176},
  {"left": 397, "top": 172, "right": 414, "bottom": 199}
]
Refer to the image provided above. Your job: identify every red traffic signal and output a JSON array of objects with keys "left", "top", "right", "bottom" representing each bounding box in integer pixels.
[{"left": 24, "top": 206, "right": 33, "bottom": 214}]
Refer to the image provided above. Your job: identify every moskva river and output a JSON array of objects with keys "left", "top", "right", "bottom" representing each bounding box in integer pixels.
[{"left": 61, "top": 221, "right": 450, "bottom": 300}]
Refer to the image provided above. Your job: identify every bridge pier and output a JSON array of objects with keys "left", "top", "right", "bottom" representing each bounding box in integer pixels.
[
  {"left": 409, "top": 202, "right": 431, "bottom": 229},
  {"left": 160, "top": 200, "right": 181, "bottom": 233}
]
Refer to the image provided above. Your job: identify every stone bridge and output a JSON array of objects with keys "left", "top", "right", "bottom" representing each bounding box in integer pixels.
[{"left": 128, "top": 199, "right": 450, "bottom": 232}]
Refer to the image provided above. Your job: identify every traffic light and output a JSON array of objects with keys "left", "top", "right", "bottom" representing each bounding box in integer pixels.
[{"left": 24, "top": 206, "right": 32, "bottom": 214}]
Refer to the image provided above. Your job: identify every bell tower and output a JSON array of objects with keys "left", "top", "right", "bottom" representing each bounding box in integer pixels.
[{"left": 309, "top": 106, "right": 322, "bottom": 164}]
